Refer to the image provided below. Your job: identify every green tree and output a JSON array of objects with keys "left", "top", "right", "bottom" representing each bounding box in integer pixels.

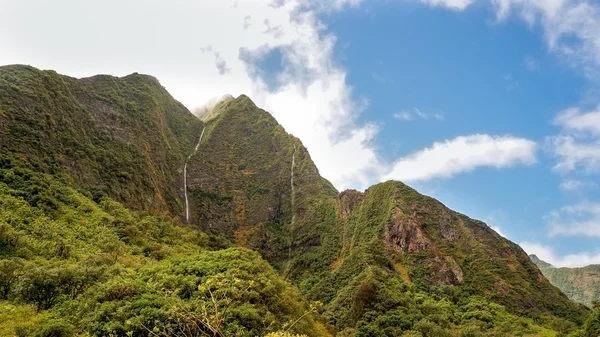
[{"left": 0, "top": 257, "right": 23, "bottom": 298}]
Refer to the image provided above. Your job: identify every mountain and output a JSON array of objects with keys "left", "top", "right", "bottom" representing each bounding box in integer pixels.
[
  {"left": 531, "top": 255, "right": 600, "bottom": 307},
  {"left": 0, "top": 65, "right": 202, "bottom": 213},
  {"left": 183, "top": 93, "right": 587, "bottom": 325},
  {"left": 0, "top": 65, "right": 328, "bottom": 337},
  {"left": 0, "top": 65, "right": 595, "bottom": 337}
]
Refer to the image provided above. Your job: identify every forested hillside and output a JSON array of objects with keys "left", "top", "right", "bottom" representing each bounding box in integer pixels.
[{"left": 0, "top": 65, "right": 598, "bottom": 337}]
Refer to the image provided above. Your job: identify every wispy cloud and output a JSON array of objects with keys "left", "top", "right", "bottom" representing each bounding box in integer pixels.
[
  {"left": 548, "top": 106, "right": 600, "bottom": 173},
  {"left": 524, "top": 55, "right": 538, "bottom": 70},
  {"left": 494, "top": 0, "right": 600, "bottom": 75},
  {"left": 199, "top": 46, "right": 231, "bottom": 75},
  {"left": 420, "top": 0, "right": 474, "bottom": 11},
  {"left": 243, "top": 15, "right": 252, "bottom": 30},
  {"left": 382, "top": 134, "right": 537, "bottom": 182},
  {"left": 546, "top": 202, "right": 600, "bottom": 237},
  {"left": 263, "top": 19, "right": 284, "bottom": 38},
  {"left": 420, "top": 0, "right": 600, "bottom": 75},
  {"left": 521, "top": 241, "right": 600, "bottom": 268},
  {"left": 554, "top": 106, "right": 600, "bottom": 136},
  {"left": 393, "top": 111, "right": 413, "bottom": 120},
  {"left": 214, "top": 52, "right": 231, "bottom": 75},
  {"left": 549, "top": 136, "right": 600, "bottom": 173},
  {"left": 559, "top": 179, "right": 597, "bottom": 192},
  {"left": 393, "top": 107, "right": 444, "bottom": 121}
]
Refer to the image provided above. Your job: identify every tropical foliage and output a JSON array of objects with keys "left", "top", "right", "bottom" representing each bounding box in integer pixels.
[{"left": 0, "top": 65, "right": 594, "bottom": 336}]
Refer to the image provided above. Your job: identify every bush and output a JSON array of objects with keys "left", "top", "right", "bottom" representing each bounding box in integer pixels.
[
  {"left": 414, "top": 319, "right": 452, "bottom": 337},
  {"left": 30, "top": 319, "right": 74, "bottom": 337},
  {"left": 17, "top": 263, "right": 94, "bottom": 310}
]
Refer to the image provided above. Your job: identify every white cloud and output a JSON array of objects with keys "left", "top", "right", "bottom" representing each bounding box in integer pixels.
[
  {"left": 393, "top": 111, "right": 413, "bottom": 121},
  {"left": 0, "top": 0, "right": 574, "bottom": 193},
  {"left": 546, "top": 202, "right": 600, "bottom": 237},
  {"left": 415, "top": 107, "right": 444, "bottom": 120},
  {"left": 492, "top": 0, "right": 600, "bottom": 74},
  {"left": 559, "top": 179, "right": 596, "bottom": 191},
  {"left": 383, "top": 134, "right": 537, "bottom": 182},
  {"left": 549, "top": 136, "right": 600, "bottom": 173},
  {"left": 0, "top": 0, "right": 381, "bottom": 191},
  {"left": 393, "top": 108, "right": 444, "bottom": 121},
  {"left": 521, "top": 241, "right": 600, "bottom": 267},
  {"left": 422, "top": 0, "right": 600, "bottom": 74},
  {"left": 194, "top": 94, "right": 234, "bottom": 119},
  {"left": 420, "top": 0, "right": 475, "bottom": 11},
  {"left": 554, "top": 106, "right": 600, "bottom": 136},
  {"left": 549, "top": 106, "right": 600, "bottom": 174}
]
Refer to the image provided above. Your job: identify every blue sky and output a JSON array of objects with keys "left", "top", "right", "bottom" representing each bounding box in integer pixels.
[{"left": 1, "top": 0, "right": 600, "bottom": 267}]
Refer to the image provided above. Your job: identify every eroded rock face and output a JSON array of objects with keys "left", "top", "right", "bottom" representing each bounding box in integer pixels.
[
  {"left": 385, "top": 206, "right": 464, "bottom": 286},
  {"left": 443, "top": 256, "right": 464, "bottom": 284},
  {"left": 439, "top": 215, "right": 460, "bottom": 242},
  {"left": 386, "top": 208, "right": 431, "bottom": 253},
  {"left": 337, "top": 190, "right": 364, "bottom": 221}
]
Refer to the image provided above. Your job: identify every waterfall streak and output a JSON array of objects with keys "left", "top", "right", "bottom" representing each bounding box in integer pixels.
[
  {"left": 288, "top": 145, "right": 297, "bottom": 262},
  {"left": 184, "top": 127, "right": 205, "bottom": 223}
]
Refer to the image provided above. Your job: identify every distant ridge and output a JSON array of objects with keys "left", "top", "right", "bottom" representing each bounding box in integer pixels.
[{"left": 531, "top": 254, "right": 600, "bottom": 307}]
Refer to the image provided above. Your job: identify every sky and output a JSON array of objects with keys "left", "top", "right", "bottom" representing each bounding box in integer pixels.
[{"left": 1, "top": 0, "right": 600, "bottom": 268}]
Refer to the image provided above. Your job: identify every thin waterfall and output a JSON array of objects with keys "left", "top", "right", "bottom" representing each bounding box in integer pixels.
[
  {"left": 184, "top": 126, "right": 205, "bottom": 223},
  {"left": 288, "top": 145, "right": 297, "bottom": 263}
]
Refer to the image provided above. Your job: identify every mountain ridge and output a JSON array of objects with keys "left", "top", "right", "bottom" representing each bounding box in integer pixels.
[
  {"left": 531, "top": 254, "right": 600, "bottom": 307},
  {"left": 0, "top": 64, "right": 595, "bottom": 337}
]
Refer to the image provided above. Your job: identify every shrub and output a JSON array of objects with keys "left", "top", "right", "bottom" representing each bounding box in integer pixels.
[{"left": 30, "top": 319, "right": 74, "bottom": 337}]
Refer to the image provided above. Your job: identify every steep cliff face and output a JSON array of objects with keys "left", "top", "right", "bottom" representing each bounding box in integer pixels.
[
  {"left": 177, "top": 92, "right": 587, "bottom": 327},
  {"left": 0, "top": 65, "right": 202, "bottom": 213},
  {"left": 171, "top": 94, "right": 588, "bottom": 328},
  {"left": 296, "top": 181, "right": 587, "bottom": 330},
  {"left": 185, "top": 95, "right": 337, "bottom": 263},
  {"left": 532, "top": 255, "right": 600, "bottom": 307},
  {"left": 0, "top": 66, "right": 591, "bottom": 336}
]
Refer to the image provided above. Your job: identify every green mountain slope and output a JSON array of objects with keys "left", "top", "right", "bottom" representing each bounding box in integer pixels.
[
  {"left": 0, "top": 65, "right": 596, "bottom": 337},
  {"left": 290, "top": 181, "right": 588, "bottom": 334},
  {"left": 186, "top": 95, "right": 338, "bottom": 267},
  {"left": 0, "top": 152, "right": 328, "bottom": 337},
  {"left": 0, "top": 66, "right": 329, "bottom": 337},
  {"left": 531, "top": 255, "right": 600, "bottom": 307},
  {"left": 183, "top": 94, "right": 586, "bottom": 319},
  {"left": 0, "top": 65, "right": 202, "bottom": 213}
]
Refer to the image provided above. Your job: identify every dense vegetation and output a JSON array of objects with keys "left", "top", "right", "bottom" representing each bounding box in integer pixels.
[
  {"left": 0, "top": 152, "right": 328, "bottom": 336},
  {"left": 0, "top": 65, "right": 598, "bottom": 336},
  {"left": 0, "top": 65, "right": 202, "bottom": 213},
  {"left": 531, "top": 255, "right": 600, "bottom": 307}
]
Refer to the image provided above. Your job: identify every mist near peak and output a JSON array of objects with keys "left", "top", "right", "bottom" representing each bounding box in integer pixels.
[{"left": 193, "top": 94, "right": 234, "bottom": 122}]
